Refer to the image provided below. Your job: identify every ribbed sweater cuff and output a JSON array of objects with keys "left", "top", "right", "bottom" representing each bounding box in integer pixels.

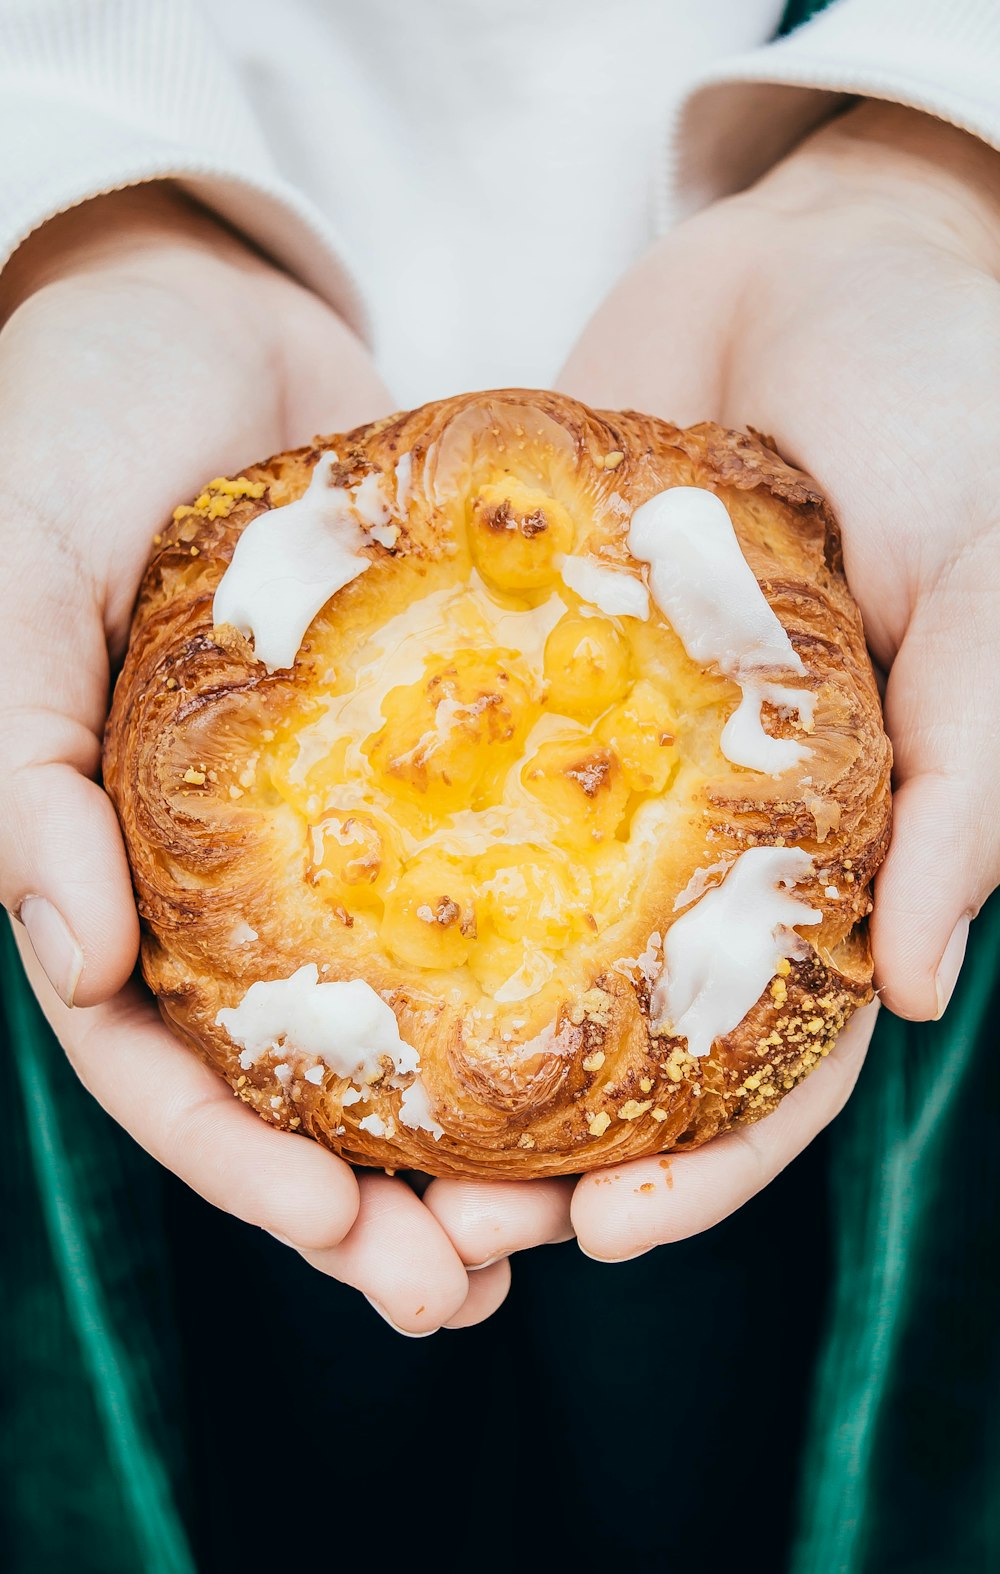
[
  {"left": 0, "top": 0, "right": 367, "bottom": 335},
  {"left": 669, "top": 0, "right": 1000, "bottom": 213}
]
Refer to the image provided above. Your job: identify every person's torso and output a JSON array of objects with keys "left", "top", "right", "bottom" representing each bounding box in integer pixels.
[{"left": 206, "top": 0, "right": 783, "bottom": 400}]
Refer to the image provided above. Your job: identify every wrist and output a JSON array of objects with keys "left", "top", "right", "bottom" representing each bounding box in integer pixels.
[
  {"left": 0, "top": 184, "right": 269, "bottom": 325},
  {"left": 750, "top": 101, "right": 1000, "bottom": 271}
]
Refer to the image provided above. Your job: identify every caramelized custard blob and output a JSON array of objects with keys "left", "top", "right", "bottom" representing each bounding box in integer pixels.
[{"left": 255, "top": 466, "right": 733, "bottom": 1027}]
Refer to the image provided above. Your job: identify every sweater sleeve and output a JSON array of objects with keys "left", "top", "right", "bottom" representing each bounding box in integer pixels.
[
  {"left": 0, "top": 0, "right": 367, "bottom": 334},
  {"left": 667, "top": 0, "right": 1000, "bottom": 216}
]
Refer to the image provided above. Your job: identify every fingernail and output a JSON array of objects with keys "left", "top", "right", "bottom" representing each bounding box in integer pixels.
[
  {"left": 265, "top": 1230, "right": 296, "bottom": 1248},
  {"left": 935, "top": 916, "right": 970, "bottom": 1019},
  {"left": 19, "top": 895, "right": 84, "bottom": 1007},
  {"left": 467, "top": 1252, "right": 509, "bottom": 1271},
  {"left": 577, "top": 1243, "right": 653, "bottom": 1265},
  {"left": 362, "top": 1295, "right": 436, "bottom": 1338}
]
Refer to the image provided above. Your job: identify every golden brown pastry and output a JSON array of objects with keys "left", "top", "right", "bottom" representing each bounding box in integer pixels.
[{"left": 103, "top": 389, "right": 891, "bottom": 1180}]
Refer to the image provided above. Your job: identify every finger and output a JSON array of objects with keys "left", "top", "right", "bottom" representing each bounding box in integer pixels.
[
  {"left": 422, "top": 1176, "right": 574, "bottom": 1268},
  {"left": 13, "top": 925, "right": 361, "bottom": 1249},
  {"left": 872, "top": 584, "right": 1000, "bottom": 1020},
  {"left": 443, "top": 1259, "right": 513, "bottom": 1330},
  {"left": 299, "top": 1173, "right": 471, "bottom": 1335},
  {"left": 571, "top": 1002, "right": 877, "bottom": 1261},
  {"left": 0, "top": 535, "right": 139, "bottom": 1005},
  {"left": 873, "top": 774, "right": 975, "bottom": 1020},
  {"left": 0, "top": 280, "right": 244, "bottom": 1006}
]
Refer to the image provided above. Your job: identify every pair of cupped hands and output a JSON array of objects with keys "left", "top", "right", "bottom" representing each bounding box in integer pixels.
[{"left": 4, "top": 102, "right": 999, "bottom": 1335}]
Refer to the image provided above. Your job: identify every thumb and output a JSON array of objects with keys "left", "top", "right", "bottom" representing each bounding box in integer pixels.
[
  {"left": 0, "top": 538, "right": 138, "bottom": 1007},
  {"left": 871, "top": 582, "right": 999, "bottom": 1020},
  {"left": 0, "top": 301, "right": 392, "bottom": 1013}
]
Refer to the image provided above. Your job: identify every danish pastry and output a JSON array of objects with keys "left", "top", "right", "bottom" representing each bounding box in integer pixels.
[{"left": 103, "top": 390, "right": 891, "bottom": 1180}]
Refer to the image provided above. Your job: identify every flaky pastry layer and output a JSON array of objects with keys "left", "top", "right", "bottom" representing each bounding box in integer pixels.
[{"left": 103, "top": 390, "right": 891, "bottom": 1178}]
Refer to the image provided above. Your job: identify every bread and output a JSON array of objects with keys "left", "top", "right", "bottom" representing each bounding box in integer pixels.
[{"left": 103, "top": 389, "right": 891, "bottom": 1180}]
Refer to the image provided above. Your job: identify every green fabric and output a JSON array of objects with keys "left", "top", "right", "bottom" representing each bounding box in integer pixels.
[
  {"left": 792, "top": 903, "right": 1000, "bottom": 1574},
  {"left": 1, "top": 923, "right": 196, "bottom": 1574},
  {"left": 779, "top": 0, "right": 834, "bottom": 35},
  {"left": 5, "top": 901, "right": 999, "bottom": 1572}
]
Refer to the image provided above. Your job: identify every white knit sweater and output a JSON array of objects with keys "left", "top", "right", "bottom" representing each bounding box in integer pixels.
[{"left": 1, "top": 0, "right": 998, "bottom": 402}]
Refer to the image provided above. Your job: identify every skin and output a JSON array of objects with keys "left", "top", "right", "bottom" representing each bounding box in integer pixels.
[
  {"left": 4, "top": 101, "right": 999, "bottom": 1316},
  {"left": 554, "top": 101, "right": 1000, "bottom": 1258},
  {"left": 0, "top": 187, "right": 570, "bottom": 1334}
]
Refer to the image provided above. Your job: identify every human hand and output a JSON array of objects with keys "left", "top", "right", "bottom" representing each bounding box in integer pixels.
[
  {"left": 1, "top": 186, "right": 572, "bottom": 1329},
  {"left": 554, "top": 100, "right": 1000, "bottom": 1258}
]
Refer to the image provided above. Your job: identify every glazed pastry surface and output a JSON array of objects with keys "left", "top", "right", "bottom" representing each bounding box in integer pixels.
[{"left": 103, "top": 390, "right": 892, "bottom": 1178}]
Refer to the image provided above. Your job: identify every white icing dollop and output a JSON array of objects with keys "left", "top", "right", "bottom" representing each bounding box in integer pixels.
[
  {"left": 213, "top": 453, "right": 373, "bottom": 672},
  {"left": 398, "top": 1076, "right": 445, "bottom": 1140},
  {"left": 628, "top": 487, "right": 814, "bottom": 775},
  {"left": 353, "top": 470, "right": 399, "bottom": 548},
  {"left": 672, "top": 858, "right": 733, "bottom": 912},
  {"left": 720, "top": 680, "right": 817, "bottom": 775},
  {"left": 650, "top": 846, "right": 821, "bottom": 1058},
  {"left": 559, "top": 554, "right": 649, "bottom": 619},
  {"left": 394, "top": 451, "right": 413, "bottom": 510},
  {"left": 227, "top": 921, "right": 258, "bottom": 947},
  {"left": 612, "top": 931, "right": 662, "bottom": 986},
  {"left": 353, "top": 469, "right": 391, "bottom": 528},
  {"left": 216, "top": 963, "right": 419, "bottom": 1083}
]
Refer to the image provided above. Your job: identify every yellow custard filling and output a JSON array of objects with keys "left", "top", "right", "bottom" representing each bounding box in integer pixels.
[{"left": 256, "top": 479, "right": 734, "bottom": 1012}]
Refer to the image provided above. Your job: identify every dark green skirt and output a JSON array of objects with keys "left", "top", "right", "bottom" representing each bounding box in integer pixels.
[{"left": 3, "top": 896, "right": 998, "bottom": 1574}]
